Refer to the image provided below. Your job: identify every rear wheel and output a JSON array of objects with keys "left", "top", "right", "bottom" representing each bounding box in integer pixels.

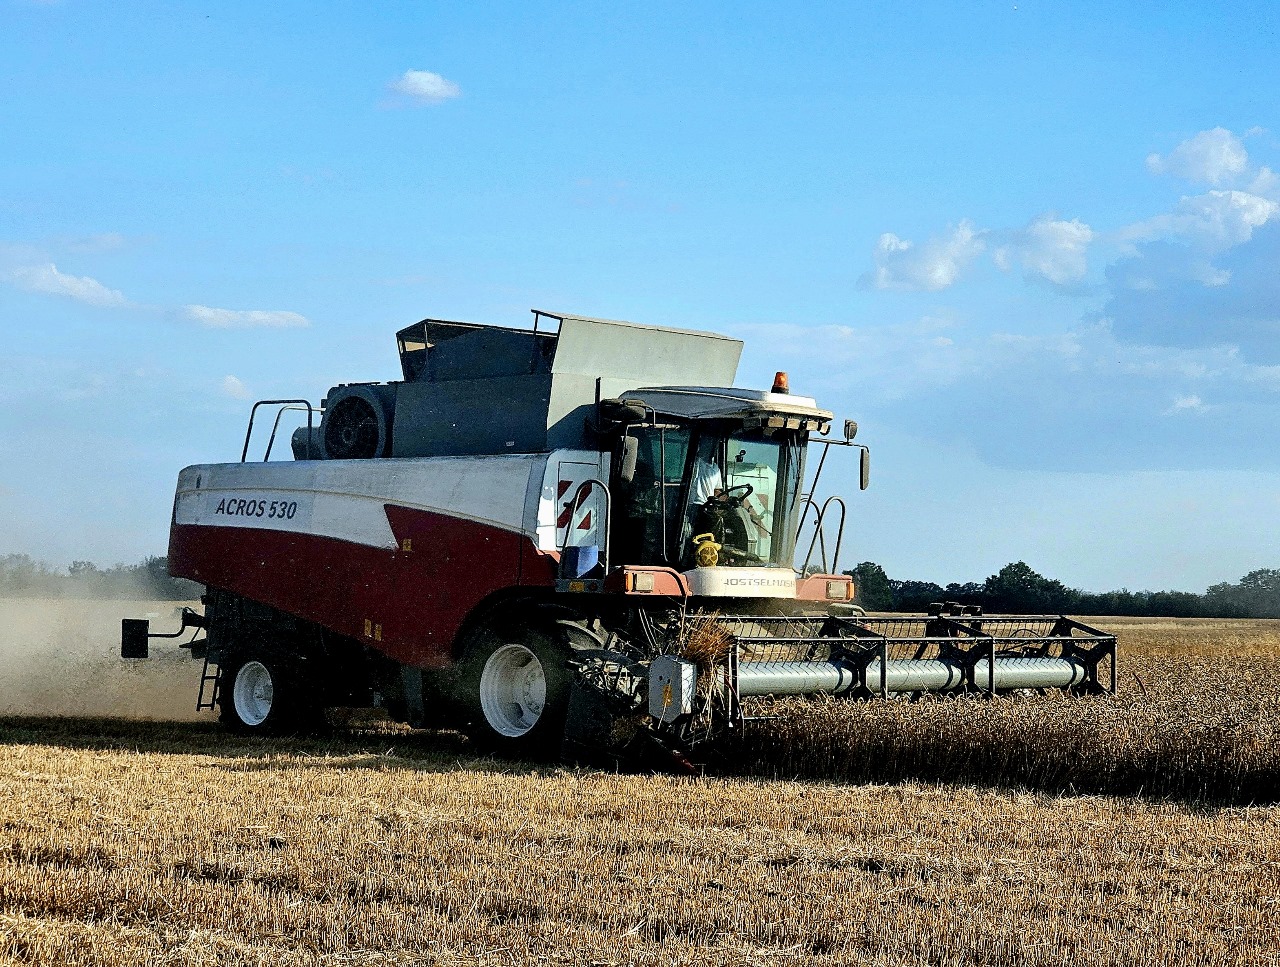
[
  {"left": 458, "top": 623, "right": 571, "bottom": 758},
  {"left": 218, "top": 655, "right": 319, "bottom": 735}
]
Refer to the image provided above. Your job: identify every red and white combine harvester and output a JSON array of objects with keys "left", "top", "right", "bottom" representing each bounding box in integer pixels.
[{"left": 124, "top": 310, "right": 1116, "bottom": 764}]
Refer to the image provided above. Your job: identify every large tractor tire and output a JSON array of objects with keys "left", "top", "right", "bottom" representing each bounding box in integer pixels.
[
  {"left": 457, "top": 621, "right": 572, "bottom": 759},
  {"left": 218, "top": 654, "right": 321, "bottom": 736}
]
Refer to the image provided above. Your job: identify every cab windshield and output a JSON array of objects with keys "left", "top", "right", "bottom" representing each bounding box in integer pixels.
[
  {"left": 613, "top": 423, "right": 806, "bottom": 570},
  {"left": 682, "top": 428, "right": 805, "bottom": 568}
]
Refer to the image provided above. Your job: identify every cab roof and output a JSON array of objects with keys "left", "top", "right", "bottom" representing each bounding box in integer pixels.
[{"left": 626, "top": 386, "right": 834, "bottom": 433}]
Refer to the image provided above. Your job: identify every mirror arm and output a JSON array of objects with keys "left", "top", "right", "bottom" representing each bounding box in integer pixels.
[{"left": 807, "top": 438, "right": 871, "bottom": 491}]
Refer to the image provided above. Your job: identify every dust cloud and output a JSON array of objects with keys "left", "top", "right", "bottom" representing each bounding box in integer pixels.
[{"left": 0, "top": 598, "right": 209, "bottom": 721}]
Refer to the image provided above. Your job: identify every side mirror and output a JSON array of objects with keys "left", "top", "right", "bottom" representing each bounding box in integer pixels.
[
  {"left": 620, "top": 435, "right": 639, "bottom": 484},
  {"left": 121, "top": 619, "right": 149, "bottom": 659},
  {"left": 859, "top": 447, "right": 870, "bottom": 491}
]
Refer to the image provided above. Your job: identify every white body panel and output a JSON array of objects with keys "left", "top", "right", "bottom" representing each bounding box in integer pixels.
[
  {"left": 175, "top": 456, "right": 548, "bottom": 550},
  {"left": 175, "top": 450, "right": 613, "bottom": 554},
  {"left": 534, "top": 450, "right": 610, "bottom": 552}
]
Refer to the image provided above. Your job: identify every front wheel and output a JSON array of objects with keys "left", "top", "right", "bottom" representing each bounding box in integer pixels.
[{"left": 458, "top": 624, "right": 570, "bottom": 758}]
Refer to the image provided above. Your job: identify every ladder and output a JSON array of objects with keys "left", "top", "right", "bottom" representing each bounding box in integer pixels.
[{"left": 196, "top": 658, "right": 221, "bottom": 712}]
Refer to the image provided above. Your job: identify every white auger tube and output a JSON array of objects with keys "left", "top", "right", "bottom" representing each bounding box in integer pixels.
[{"left": 734, "top": 656, "right": 1087, "bottom": 696}]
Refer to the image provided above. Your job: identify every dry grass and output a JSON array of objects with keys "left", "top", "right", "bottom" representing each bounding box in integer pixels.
[
  {"left": 1, "top": 719, "right": 1278, "bottom": 966},
  {"left": 729, "top": 616, "right": 1280, "bottom": 804},
  {"left": 679, "top": 613, "right": 735, "bottom": 700},
  {"left": 0, "top": 616, "right": 1278, "bottom": 965}
]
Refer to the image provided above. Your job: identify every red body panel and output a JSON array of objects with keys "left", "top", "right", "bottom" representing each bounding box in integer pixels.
[
  {"left": 605, "top": 566, "right": 691, "bottom": 597},
  {"left": 169, "top": 506, "right": 555, "bottom": 667},
  {"left": 795, "top": 574, "right": 854, "bottom": 602}
]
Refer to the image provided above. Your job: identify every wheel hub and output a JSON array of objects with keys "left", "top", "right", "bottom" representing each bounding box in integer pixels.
[
  {"left": 232, "top": 660, "right": 275, "bottom": 726},
  {"left": 479, "top": 643, "right": 547, "bottom": 738}
]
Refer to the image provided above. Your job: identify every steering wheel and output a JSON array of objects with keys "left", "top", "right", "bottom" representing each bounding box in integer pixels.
[{"left": 712, "top": 482, "right": 754, "bottom": 507}]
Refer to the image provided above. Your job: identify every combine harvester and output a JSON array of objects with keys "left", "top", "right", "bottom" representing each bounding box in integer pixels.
[{"left": 124, "top": 310, "right": 1116, "bottom": 765}]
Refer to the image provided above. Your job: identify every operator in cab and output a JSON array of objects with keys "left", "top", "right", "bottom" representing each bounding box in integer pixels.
[{"left": 686, "top": 447, "right": 771, "bottom": 566}]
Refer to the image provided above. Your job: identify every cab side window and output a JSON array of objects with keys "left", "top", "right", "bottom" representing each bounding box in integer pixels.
[{"left": 614, "top": 426, "right": 690, "bottom": 566}]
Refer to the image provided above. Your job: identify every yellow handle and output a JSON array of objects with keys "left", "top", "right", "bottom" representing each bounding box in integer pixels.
[{"left": 693, "top": 532, "right": 720, "bottom": 567}]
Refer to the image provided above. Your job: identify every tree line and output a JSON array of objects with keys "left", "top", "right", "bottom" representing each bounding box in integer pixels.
[
  {"left": 0, "top": 554, "right": 201, "bottom": 600},
  {"left": 847, "top": 560, "right": 1280, "bottom": 619},
  {"left": 4, "top": 549, "right": 1277, "bottom": 618}
]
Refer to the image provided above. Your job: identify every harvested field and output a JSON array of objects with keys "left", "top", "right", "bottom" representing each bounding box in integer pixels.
[
  {"left": 0, "top": 615, "right": 1277, "bottom": 965},
  {"left": 2, "top": 718, "right": 1279, "bottom": 966}
]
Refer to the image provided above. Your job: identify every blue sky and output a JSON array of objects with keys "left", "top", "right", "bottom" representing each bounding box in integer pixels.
[{"left": 3, "top": 0, "right": 1279, "bottom": 591}]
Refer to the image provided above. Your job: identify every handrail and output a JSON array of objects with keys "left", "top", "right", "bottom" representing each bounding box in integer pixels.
[
  {"left": 798, "top": 495, "right": 847, "bottom": 576},
  {"left": 241, "top": 399, "right": 316, "bottom": 462},
  {"left": 529, "top": 309, "right": 565, "bottom": 374},
  {"left": 558, "top": 478, "right": 613, "bottom": 577},
  {"left": 797, "top": 442, "right": 832, "bottom": 536},
  {"left": 796, "top": 495, "right": 821, "bottom": 571},
  {"left": 822, "top": 495, "right": 847, "bottom": 574},
  {"left": 264, "top": 404, "right": 311, "bottom": 461}
]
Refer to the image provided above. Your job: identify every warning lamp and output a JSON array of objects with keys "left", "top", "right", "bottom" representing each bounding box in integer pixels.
[{"left": 772, "top": 371, "right": 790, "bottom": 394}]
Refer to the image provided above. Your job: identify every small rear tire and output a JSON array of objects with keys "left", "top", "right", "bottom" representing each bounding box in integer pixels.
[
  {"left": 218, "top": 655, "right": 319, "bottom": 735},
  {"left": 458, "top": 622, "right": 571, "bottom": 759}
]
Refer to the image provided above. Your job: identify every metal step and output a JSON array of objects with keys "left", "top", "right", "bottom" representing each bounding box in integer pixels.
[{"left": 196, "top": 658, "right": 220, "bottom": 712}]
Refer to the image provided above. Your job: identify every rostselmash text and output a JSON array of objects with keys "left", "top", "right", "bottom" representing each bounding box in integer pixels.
[{"left": 721, "top": 577, "right": 792, "bottom": 587}]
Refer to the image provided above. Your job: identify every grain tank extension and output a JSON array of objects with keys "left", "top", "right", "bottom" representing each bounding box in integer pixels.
[{"left": 124, "top": 309, "right": 1117, "bottom": 764}]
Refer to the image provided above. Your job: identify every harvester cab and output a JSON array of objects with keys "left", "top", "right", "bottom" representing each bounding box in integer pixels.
[
  {"left": 127, "top": 308, "right": 1117, "bottom": 768},
  {"left": 602, "top": 386, "right": 827, "bottom": 577}
]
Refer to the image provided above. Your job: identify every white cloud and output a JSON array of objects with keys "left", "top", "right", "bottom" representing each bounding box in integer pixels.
[
  {"left": 744, "top": 315, "right": 1093, "bottom": 402},
  {"left": 745, "top": 314, "right": 1278, "bottom": 410},
  {"left": 1248, "top": 166, "right": 1279, "bottom": 198},
  {"left": 1146, "top": 127, "right": 1250, "bottom": 185},
  {"left": 1189, "top": 262, "right": 1231, "bottom": 287},
  {"left": 221, "top": 375, "right": 251, "bottom": 400},
  {"left": 862, "top": 220, "right": 985, "bottom": 291},
  {"left": 387, "top": 69, "right": 461, "bottom": 105},
  {"left": 8, "top": 262, "right": 129, "bottom": 307},
  {"left": 183, "top": 305, "right": 310, "bottom": 329},
  {"left": 1243, "top": 364, "right": 1280, "bottom": 391},
  {"left": 1118, "top": 190, "right": 1280, "bottom": 253},
  {"left": 1104, "top": 217, "right": 1280, "bottom": 360},
  {"left": 1166, "top": 394, "right": 1208, "bottom": 415},
  {"left": 995, "top": 215, "right": 1094, "bottom": 285}
]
